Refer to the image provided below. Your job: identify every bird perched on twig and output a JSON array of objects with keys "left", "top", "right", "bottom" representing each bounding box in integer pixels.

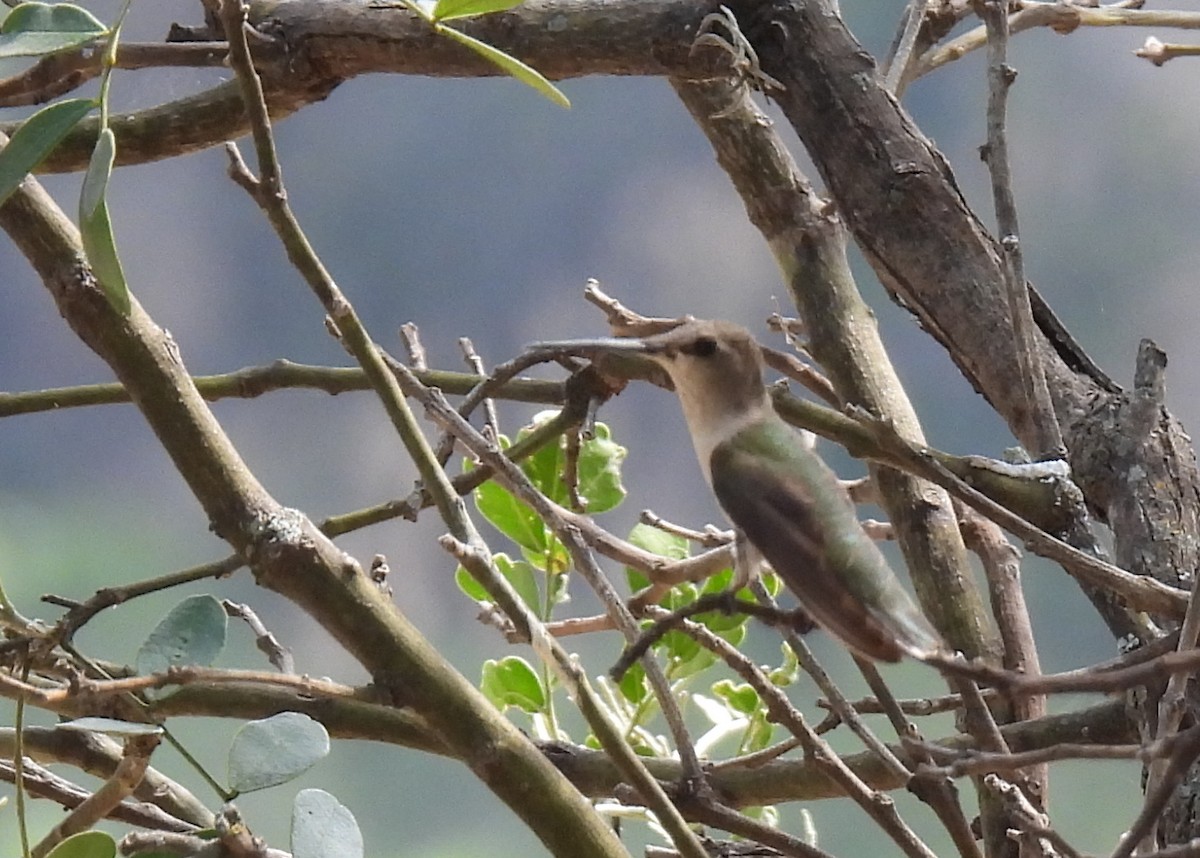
[{"left": 534, "top": 318, "right": 944, "bottom": 662}]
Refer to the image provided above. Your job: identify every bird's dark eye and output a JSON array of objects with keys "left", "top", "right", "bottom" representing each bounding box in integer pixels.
[{"left": 685, "top": 336, "right": 719, "bottom": 358}]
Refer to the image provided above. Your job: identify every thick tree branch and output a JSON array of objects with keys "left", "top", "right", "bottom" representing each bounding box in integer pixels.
[{"left": 4, "top": 0, "right": 725, "bottom": 173}]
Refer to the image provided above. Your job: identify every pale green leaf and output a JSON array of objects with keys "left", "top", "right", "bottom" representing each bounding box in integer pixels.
[
  {"left": 79, "top": 125, "right": 113, "bottom": 218},
  {"left": 44, "top": 831, "right": 116, "bottom": 858},
  {"left": 475, "top": 477, "right": 548, "bottom": 555},
  {"left": 79, "top": 128, "right": 131, "bottom": 315},
  {"left": 496, "top": 553, "right": 541, "bottom": 610},
  {"left": 0, "top": 98, "right": 93, "bottom": 206},
  {"left": 625, "top": 521, "right": 690, "bottom": 591},
  {"left": 481, "top": 655, "right": 546, "bottom": 712},
  {"left": 0, "top": 2, "right": 107, "bottom": 58},
  {"left": 292, "top": 789, "right": 364, "bottom": 858},
  {"left": 435, "top": 24, "right": 569, "bottom": 108},
  {"left": 432, "top": 0, "right": 522, "bottom": 22},
  {"left": 229, "top": 712, "right": 330, "bottom": 793},
  {"left": 135, "top": 594, "right": 227, "bottom": 677}
]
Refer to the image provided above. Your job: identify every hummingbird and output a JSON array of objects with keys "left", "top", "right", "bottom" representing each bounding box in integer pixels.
[{"left": 534, "top": 319, "right": 944, "bottom": 662}]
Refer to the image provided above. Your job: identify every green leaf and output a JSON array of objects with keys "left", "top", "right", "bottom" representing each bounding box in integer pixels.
[
  {"left": 662, "top": 627, "right": 700, "bottom": 664},
  {"left": 434, "top": 24, "right": 569, "bottom": 108},
  {"left": 496, "top": 553, "right": 541, "bottom": 610},
  {"left": 670, "top": 644, "right": 716, "bottom": 679},
  {"left": 475, "top": 476, "right": 548, "bottom": 556},
  {"left": 432, "top": 0, "right": 522, "bottom": 22},
  {"left": 574, "top": 423, "right": 627, "bottom": 513},
  {"left": 628, "top": 522, "right": 691, "bottom": 561},
  {"left": 44, "top": 831, "right": 116, "bottom": 858},
  {"left": 229, "top": 712, "right": 331, "bottom": 793},
  {"left": 0, "top": 98, "right": 93, "bottom": 207},
  {"left": 79, "top": 125, "right": 113, "bottom": 218},
  {"left": 455, "top": 565, "right": 489, "bottom": 601},
  {"left": 712, "top": 680, "right": 760, "bottom": 715},
  {"left": 519, "top": 536, "right": 569, "bottom": 574},
  {"left": 768, "top": 642, "right": 800, "bottom": 686},
  {"left": 616, "top": 659, "right": 647, "bottom": 704},
  {"left": 662, "top": 581, "right": 697, "bottom": 613},
  {"left": 744, "top": 716, "right": 774, "bottom": 753},
  {"left": 625, "top": 522, "right": 690, "bottom": 591},
  {"left": 136, "top": 594, "right": 227, "bottom": 677},
  {"left": 57, "top": 717, "right": 162, "bottom": 736},
  {"left": 79, "top": 127, "right": 131, "bottom": 315},
  {"left": 454, "top": 552, "right": 541, "bottom": 610},
  {"left": 481, "top": 655, "right": 546, "bottom": 712},
  {"left": 519, "top": 414, "right": 567, "bottom": 503},
  {"left": 292, "top": 789, "right": 364, "bottom": 858},
  {"left": 0, "top": 3, "right": 107, "bottom": 58}
]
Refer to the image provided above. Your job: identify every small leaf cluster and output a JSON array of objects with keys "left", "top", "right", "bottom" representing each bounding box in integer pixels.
[
  {"left": 0, "top": 2, "right": 130, "bottom": 313},
  {"left": 457, "top": 410, "right": 794, "bottom": 817},
  {"left": 42, "top": 595, "right": 360, "bottom": 858}
]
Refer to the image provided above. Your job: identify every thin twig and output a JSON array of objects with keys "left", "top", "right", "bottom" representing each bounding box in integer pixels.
[
  {"left": 1136, "top": 37, "right": 1200, "bottom": 66},
  {"left": 30, "top": 733, "right": 160, "bottom": 858},
  {"left": 846, "top": 410, "right": 1186, "bottom": 618},
  {"left": 918, "top": 740, "right": 1142, "bottom": 779},
  {"left": 662, "top": 611, "right": 939, "bottom": 858},
  {"left": 914, "top": 4, "right": 1200, "bottom": 80},
  {"left": 928, "top": 648, "right": 1200, "bottom": 698},
  {"left": 220, "top": 0, "right": 469, "bottom": 538},
  {"left": 959, "top": 505, "right": 1047, "bottom": 805},
  {"left": 459, "top": 337, "right": 500, "bottom": 443},
  {"left": 978, "top": 0, "right": 1063, "bottom": 460},
  {"left": 0, "top": 361, "right": 562, "bottom": 419},
  {"left": 399, "top": 322, "right": 428, "bottom": 370},
  {"left": 445, "top": 537, "right": 710, "bottom": 858},
  {"left": 884, "top": 0, "right": 930, "bottom": 93},
  {"left": 1112, "top": 727, "right": 1200, "bottom": 858},
  {"left": 404, "top": 373, "right": 709, "bottom": 791}
]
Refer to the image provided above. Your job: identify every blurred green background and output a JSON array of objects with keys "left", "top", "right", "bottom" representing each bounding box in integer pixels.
[{"left": 1, "top": 0, "right": 1192, "bottom": 853}]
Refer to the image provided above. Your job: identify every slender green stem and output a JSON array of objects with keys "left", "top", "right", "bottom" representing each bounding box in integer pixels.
[
  {"left": 97, "top": 0, "right": 135, "bottom": 128},
  {"left": 14, "top": 688, "right": 28, "bottom": 858}
]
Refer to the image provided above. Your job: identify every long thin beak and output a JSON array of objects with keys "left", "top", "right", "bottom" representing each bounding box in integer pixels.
[{"left": 526, "top": 336, "right": 652, "bottom": 360}]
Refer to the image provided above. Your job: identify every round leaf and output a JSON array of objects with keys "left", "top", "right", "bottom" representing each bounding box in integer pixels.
[
  {"left": 481, "top": 656, "right": 546, "bottom": 713},
  {"left": 292, "top": 789, "right": 363, "bottom": 858},
  {"left": 496, "top": 553, "right": 541, "bottom": 610},
  {"left": 574, "top": 424, "right": 627, "bottom": 513},
  {"left": 228, "top": 712, "right": 330, "bottom": 793},
  {"left": 43, "top": 831, "right": 116, "bottom": 858},
  {"left": 136, "top": 594, "right": 227, "bottom": 677},
  {"left": 0, "top": 2, "right": 107, "bottom": 58}
]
